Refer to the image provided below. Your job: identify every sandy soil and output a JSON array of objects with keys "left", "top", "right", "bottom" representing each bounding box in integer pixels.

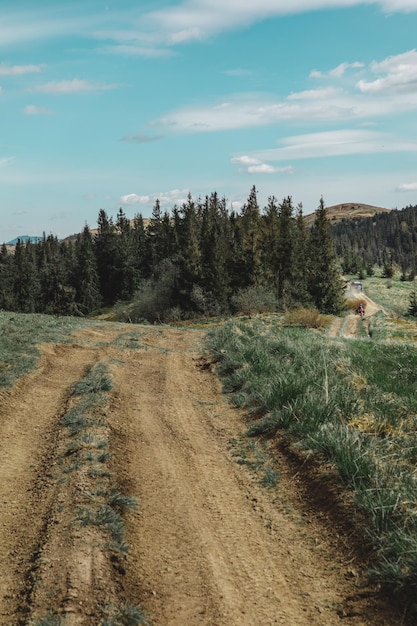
[{"left": 0, "top": 322, "right": 405, "bottom": 625}]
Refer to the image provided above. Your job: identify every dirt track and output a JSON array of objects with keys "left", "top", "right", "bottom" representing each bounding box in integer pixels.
[{"left": 0, "top": 323, "right": 404, "bottom": 624}]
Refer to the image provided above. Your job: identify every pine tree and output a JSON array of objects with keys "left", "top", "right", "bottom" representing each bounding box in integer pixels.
[
  {"left": 74, "top": 225, "right": 101, "bottom": 313},
  {"left": 199, "top": 192, "right": 232, "bottom": 312},
  {"left": 276, "top": 196, "right": 296, "bottom": 302},
  {"left": 131, "top": 213, "right": 148, "bottom": 278},
  {"left": 13, "top": 239, "right": 39, "bottom": 312},
  {"left": 0, "top": 244, "right": 15, "bottom": 310},
  {"left": 115, "top": 208, "right": 137, "bottom": 300},
  {"left": 260, "top": 195, "right": 280, "bottom": 290},
  {"left": 146, "top": 199, "right": 174, "bottom": 273},
  {"left": 239, "top": 185, "right": 262, "bottom": 286},
  {"left": 94, "top": 209, "right": 119, "bottom": 305},
  {"left": 290, "top": 202, "right": 310, "bottom": 306},
  {"left": 308, "top": 197, "right": 345, "bottom": 314}
]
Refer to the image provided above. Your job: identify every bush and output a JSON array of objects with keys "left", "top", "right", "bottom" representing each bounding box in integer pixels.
[
  {"left": 283, "top": 307, "right": 330, "bottom": 329},
  {"left": 230, "top": 285, "right": 278, "bottom": 317}
]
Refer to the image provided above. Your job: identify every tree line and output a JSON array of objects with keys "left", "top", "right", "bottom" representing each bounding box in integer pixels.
[
  {"left": 331, "top": 204, "right": 417, "bottom": 279},
  {"left": 0, "top": 187, "right": 345, "bottom": 321}
]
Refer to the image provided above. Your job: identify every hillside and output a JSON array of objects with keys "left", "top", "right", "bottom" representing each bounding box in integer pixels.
[{"left": 305, "top": 202, "right": 391, "bottom": 226}]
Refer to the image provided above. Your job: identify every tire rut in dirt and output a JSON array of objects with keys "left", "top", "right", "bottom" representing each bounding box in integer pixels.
[
  {"left": 0, "top": 343, "right": 126, "bottom": 625},
  {"left": 108, "top": 329, "right": 388, "bottom": 625}
]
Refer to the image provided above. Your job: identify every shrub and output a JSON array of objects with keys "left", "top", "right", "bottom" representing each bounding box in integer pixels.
[
  {"left": 230, "top": 285, "right": 278, "bottom": 317},
  {"left": 283, "top": 307, "right": 330, "bottom": 329}
]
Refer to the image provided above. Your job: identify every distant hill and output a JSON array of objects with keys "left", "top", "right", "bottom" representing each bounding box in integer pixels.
[
  {"left": 5, "top": 235, "right": 43, "bottom": 245},
  {"left": 305, "top": 203, "right": 391, "bottom": 227}
]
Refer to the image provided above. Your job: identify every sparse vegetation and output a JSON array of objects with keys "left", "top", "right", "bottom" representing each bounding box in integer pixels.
[
  {"left": 0, "top": 311, "right": 85, "bottom": 387},
  {"left": 100, "top": 603, "right": 150, "bottom": 626}
]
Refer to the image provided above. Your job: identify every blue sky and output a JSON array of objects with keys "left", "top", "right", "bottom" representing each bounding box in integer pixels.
[{"left": 2, "top": 1, "right": 417, "bottom": 242}]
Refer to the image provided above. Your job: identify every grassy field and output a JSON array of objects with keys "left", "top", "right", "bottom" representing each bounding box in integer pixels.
[{"left": 206, "top": 312, "right": 417, "bottom": 607}]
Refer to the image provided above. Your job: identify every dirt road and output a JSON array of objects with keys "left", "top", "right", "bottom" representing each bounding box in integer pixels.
[
  {"left": 0, "top": 323, "right": 403, "bottom": 624},
  {"left": 329, "top": 292, "right": 384, "bottom": 338}
]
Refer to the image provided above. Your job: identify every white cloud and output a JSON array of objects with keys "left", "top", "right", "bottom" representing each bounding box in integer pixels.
[
  {"left": 28, "top": 79, "right": 118, "bottom": 94},
  {"left": 150, "top": 88, "right": 402, "bottom": 134},
  {"left": 232, "top": 155, "right": 293, "bottom": 174},
  {"left": 147, "top": 46, "right": 417, "bottom": 136},
  {"left": 247, "top": 129, "right": 417, "bottom": 161},
  {"left": 310, "top": 62, "right": 364, "bottom": 79},
  {"left": 144, "top": 1, "right": 417, "bottom": 46},
  {"left": 0, "top": 63, "right": 43, "bottom": 76},
  {"left": 24, "top": 104, "right": 53, "bottom": 115},
  {"left": 231, "top": 155, "right": 261, "bottom": 165},
  {"left": 1, "top": 2, "right": 417, "bottom": 56},
  {"left": 247, "top": 163, "right": 293, "bottom": 174},
  {"left": 357, "top": 49, "right": 417, "bottom": 93},
  {"left": 120, "top": 188, "right": 190, "bottom": 207},
  {"left": 397, "top": 182, "right": 417, "bottom": 191},
  {"left": 288, "top": 86, "right": 342, "bottom": 100},
  {"left": 120, "top": 193, "right": 151, "bottom": 205}
]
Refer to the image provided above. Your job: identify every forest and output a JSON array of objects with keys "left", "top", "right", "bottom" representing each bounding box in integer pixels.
[
  {"left": 332, "top": 203, "right": 417, "bottom": 278},
  {"left": 0, "top": 187, "right": 345, "bottom": 321}
]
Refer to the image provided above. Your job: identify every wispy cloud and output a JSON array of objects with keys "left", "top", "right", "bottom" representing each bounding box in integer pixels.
[
  {"left": 143, "top": 1, "right": 417, "bottom": 46},
  {"left": 146, "top": 48, "right": 417, "bottom": 135},
  {"left": 0, "top": 157, "right": 15, "bottom": 168},
  {"left": 357, "top": 49, "right": 417, "bottom": 94},
  {"left": 24, "top": 104, "right": 53, "bottom": 115},
  {"left": 310, "top": 61, "right": 364, "bottom": 79},
  {"left": 231, "top": 155, "right": 293, "bottom": 174},
  {"left": 0, "top": 63, "right": 43, "bottom": 76},
  {"left": 98, "top": 43, "right": 174, "bottom": 58},
  {"left": 120, "top": 188, "right": 190, "bottom": 207},
  {"left": 0, "top": 1, "right": 415, "bottom": 60},
  {"left": 121, "top": 133, "right": 164, "bottom": 143},
  {"left": 28, "top": 79, "right": 118, "bottom": 94},
  {"left": 397, "top": 182, "right": 417, "bottom": 191},
  {"left": 248, "top": 129, "right": 417, "bottom": 162}
]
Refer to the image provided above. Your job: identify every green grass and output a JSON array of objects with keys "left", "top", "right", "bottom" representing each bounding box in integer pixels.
[
  {"left": 0, "top": 311, "right": 89, "bottom": 388},
  {"left": 207, "top": 317, "right": 417, "bottom": 604}
]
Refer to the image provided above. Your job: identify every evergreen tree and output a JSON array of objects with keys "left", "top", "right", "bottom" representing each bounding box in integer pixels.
[
  {"left": 13, "top": 239, "right": 39, "bottom": 312},
  {"left": 290, "top": 202, "right": 311, "bottom": 306},
  {"left": 74, "top": 225, "right": 101, "bottom": 313},
  {"left": 199, "top": 192, "right": 231, "bottom": 312},
  {"left": 146, "top": 200, "right": 174, "bottom": 273},
  {"left": 0, "top": 244, "right": 15, "bottom": 310},
  {"left": 174, "top": 193, "right": 202, "bottom": 309},
  {"left": 308, "top": 198, "right": 345, "bottom": 314},
  {"left": 131, "top": 213, "right": 148, "bottom": 278},
  {"left": 115, "top": 208, "right": 137, "bottom": 300},
  {"left": 94, "top": 209, "right": 119, "bottom": 305},
  {"left": 238, "top": 185, "right": 262, "bottom": 286},
  {"left": 276, "top": 196, "right": 296, "bottom": 302},
  {"left": 260, "top": 195, "right": 280, "bottom": 290}
]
